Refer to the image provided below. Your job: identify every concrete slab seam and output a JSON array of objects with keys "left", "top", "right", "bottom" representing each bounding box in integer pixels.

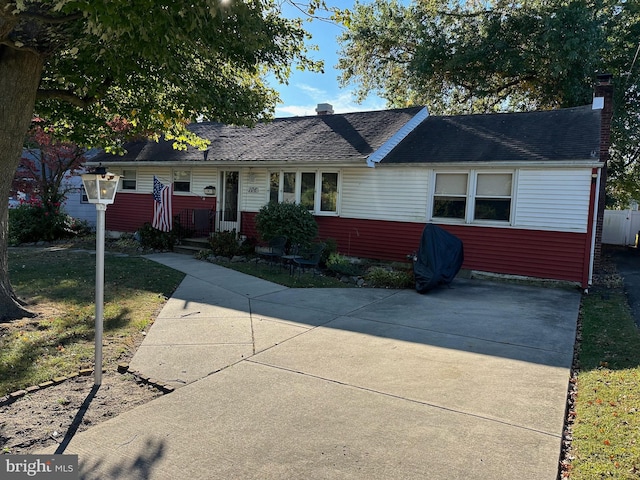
[
  {"left": 344, "top": 315, "right": 574, "bottom": 355},
  {"left": 248, "top": 298, "right": 256, "bottom": 355},
  {"left": 135, "top": 342, "right": 254, "bottom": 347},
  {"left": 245, "top": 358, "right": 562, "bottom": 439},
  {"left": 339, "top": 289, "right": 406, "bottom": 316}
]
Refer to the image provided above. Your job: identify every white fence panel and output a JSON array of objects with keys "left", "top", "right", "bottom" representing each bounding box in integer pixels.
[{"left": 603, "top": 209, "right": 640, "bottom": 246}]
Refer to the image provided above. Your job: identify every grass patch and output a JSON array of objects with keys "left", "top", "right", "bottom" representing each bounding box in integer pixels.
[
  {"left": 1, "top": 247, "right": 184, "bottom": 396},
  {"left": 223, "top": 261, "right": 353, "bottom": 288},
  {"left": 569, "top": 290, "right": 640, "bottom": 478}
]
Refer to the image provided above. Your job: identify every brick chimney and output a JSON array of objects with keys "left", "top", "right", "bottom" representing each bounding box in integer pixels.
[
  {"left": 593, "top": 73, "right": 614, "bottom": 271},
  {"left": 315, "top": 103, "right": 334, "bottom": 115}
]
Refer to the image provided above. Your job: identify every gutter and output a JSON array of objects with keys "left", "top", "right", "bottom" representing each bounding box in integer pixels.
[{"left": 370, "top": 160, "right": 604, "bottom": 169}]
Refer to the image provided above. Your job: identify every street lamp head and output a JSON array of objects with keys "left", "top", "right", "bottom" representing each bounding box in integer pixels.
[{"left": 81, "top": 165, "right": 120, "bottom": 205}]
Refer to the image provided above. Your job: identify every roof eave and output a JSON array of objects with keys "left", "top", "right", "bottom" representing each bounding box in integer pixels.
[{"left": 374, "top": 159, "right": 604, "bottom": 168}]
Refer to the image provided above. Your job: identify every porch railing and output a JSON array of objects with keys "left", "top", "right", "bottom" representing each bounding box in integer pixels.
[{"left": 172, "top": 209, "right": 238, "bottom": 239}]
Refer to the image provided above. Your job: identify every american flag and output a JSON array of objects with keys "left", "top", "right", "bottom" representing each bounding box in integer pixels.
[{"left": 152, "top": 176, "right": 172, "bottom": 232}]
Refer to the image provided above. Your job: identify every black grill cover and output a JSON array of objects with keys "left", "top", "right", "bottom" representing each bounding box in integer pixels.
[{"left": 414, "top": 224, "right": 464, "bottom": 293}]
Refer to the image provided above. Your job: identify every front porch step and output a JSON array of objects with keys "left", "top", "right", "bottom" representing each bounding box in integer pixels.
[{"left": 174, "top": 237, "right": 211, "bottom": 256}]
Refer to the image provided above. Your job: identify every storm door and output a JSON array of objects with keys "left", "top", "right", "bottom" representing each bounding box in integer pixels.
[{"left": 218, "top": 171, "right": 239, "bottom": 232}]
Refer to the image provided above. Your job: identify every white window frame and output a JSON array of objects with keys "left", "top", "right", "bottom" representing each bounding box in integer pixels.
[
  {"left": 172, "top": 170, "right": 191, "bottom": 194},
  {"left": 431, "top": 172, "right": 469, "bottom": 222},
  {"left": 472, "top": 172, "right": 514, "bottom": 224},
  {"left": 269, "top": 170, "right": 340, "bottom": 215},
  {"left": 120, "top": 169, "right": 137, "bottom": 191},
  {"left": 430, "top": 170, "right": 514, "bottom": 225}
]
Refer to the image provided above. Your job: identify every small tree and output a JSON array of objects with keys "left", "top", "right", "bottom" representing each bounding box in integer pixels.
[
  {"left": 255, "top": 202, "right": 318, "bottom": 248},
  {"left": 12, "top": 122, "right": 86, "bottom": 206}
]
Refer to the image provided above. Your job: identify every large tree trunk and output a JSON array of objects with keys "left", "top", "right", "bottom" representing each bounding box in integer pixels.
[{"left": 0, "top": 45, "right": 44, "bottom": 322}]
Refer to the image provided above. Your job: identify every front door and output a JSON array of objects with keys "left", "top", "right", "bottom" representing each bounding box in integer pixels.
[{"left": 218, "top": 171, "right": 239, "bottom": 232}]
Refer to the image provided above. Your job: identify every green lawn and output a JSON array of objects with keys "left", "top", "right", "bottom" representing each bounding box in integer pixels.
[
  {"left": 567, "top": 289, "right": 640, "bottom": 478},
  {"left": 1, "top": 247, "right": 184, "bottom": 396}
]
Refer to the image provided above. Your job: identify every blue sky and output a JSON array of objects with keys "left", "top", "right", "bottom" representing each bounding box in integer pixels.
[{"left": 270, "top": 1, "right": 387, "bottom": 118}]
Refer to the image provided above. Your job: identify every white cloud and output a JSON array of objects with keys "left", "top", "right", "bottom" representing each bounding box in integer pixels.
[
  {"left": 275, "top": 88, "right": 387, "bottom": 118},
  {"left": 296, "top": 83, "right": 327, "bottom": 97}
]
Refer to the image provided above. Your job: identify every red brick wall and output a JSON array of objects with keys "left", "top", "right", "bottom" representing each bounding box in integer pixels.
[{"left": 594, "top": 73, "right": 614, "bottom": 270}]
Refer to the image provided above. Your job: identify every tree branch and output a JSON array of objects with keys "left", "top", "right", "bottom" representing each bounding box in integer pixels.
[
  {"left": 436, "top": 9, "right": 493, "bottom": 18},
  {"left": 0, "top": 39, "right": 40, "bottom": 55},
  {"left": 18, "top": 12, "right": 83, "bottom": 25},
  {"left": 36, "top": 88, "right": 97, "bottom": 108}
]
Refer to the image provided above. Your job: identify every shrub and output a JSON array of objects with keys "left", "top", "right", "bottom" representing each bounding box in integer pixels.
[
  {"left": 326, "top": 253, "right": 363, "bottom": 276},
  {"left": 209, "top": 231, "right": 242, "bottom": 257},
  {"left": 320, "top": 237, "right": 338, "bottom": 265},
  {"left": 255, "top": 202, "right": 318, "bottom": 248},
  {"left": 8, "top": 199, "right": 87, "bottom": 244},
  {"left": 365, "top": 266, "right": 414, "bottom": 289},
  {"left": 137, "top": 223, "right": 176, "bottom": 250},
  {"left": 239, "top": 236, "right": 258, "bottom": 255}
]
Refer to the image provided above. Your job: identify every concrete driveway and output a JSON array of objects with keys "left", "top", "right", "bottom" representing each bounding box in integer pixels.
[{"left": 41, "top": 253, "right": 580, "bottom": 479}]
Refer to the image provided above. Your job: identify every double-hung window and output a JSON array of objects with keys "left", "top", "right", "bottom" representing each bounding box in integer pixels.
[
  {"left": 474, "top": 173, "right": 512, "bottom": 221},
  {"left": 121, "top": 169, "right": 137, "bottom": 190},
  {"left": 269, "top": 170, "right": 339, "bottom": 214},
  {"left": 431, "top": 171, "right": 513, "bottom": 223},
  {"left": 432, "top": 173, "right": 468, "bottom": 220},
  {"left": 173, "top": 170, "right": 191, "bottom": 193}
]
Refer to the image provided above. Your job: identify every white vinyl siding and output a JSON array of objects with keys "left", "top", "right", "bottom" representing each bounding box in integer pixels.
[
  {"left": 191, "top": 167, "right": 218, "bottom": 196},
  {"left": 103, "top": 164, "right": 594, "bottom": 235},
  {"left": 132, "top": 167, "right": 171, "bottom": 192},
  {"left": 514, "top": 169, "right": 592, "bottom": 233},
  {"left": 243, "top": 168, "right": 269, "bottom": 211},
  {"left": 109, "top": 167, "right": 219, "bottom": 197},
  {"left": 341, "top": 168, "right": 429, "bottom": 222}
]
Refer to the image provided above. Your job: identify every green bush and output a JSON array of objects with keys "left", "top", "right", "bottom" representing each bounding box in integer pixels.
[
  {"left": 239, "top": 236, "right": 258, "bottom": 255},
  {"left": 209, "top": 231, "right": 242, "bottom": 257},
  {"left": 137, "top": 222, "right": 176, "bottom": 250},
  {"left": 8, "top": 199, "right": 89, "bottom": 244},
  {"left": 365, "top": 266, "right": 414, "bottom": 289},
  {"left": 255, "top": 202, "right": 318, "bottom": 248},
  {"left": 326, "top": 253, "right": 363, "bottom": 276},
  {"left": 320, "top": 237, "right": 338, "bottom": 265}
]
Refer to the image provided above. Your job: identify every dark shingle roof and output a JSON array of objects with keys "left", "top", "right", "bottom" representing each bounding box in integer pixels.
[
  {"left": 380, "top": 105, "right": 601, "bottom": 164},
  {"left": 92, "top": 104, "right": 602, "bottom": 166},
  {"left": 94, "top": 107, "right": 424, "bottom": 164}
]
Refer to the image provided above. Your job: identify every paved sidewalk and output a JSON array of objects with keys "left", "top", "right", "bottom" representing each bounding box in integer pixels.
[{"left": 41, "top": 253, "right": 580, "bottom": 479}]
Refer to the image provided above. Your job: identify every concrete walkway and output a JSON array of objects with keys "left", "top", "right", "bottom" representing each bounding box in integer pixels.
[{"left": 42, "top": 253, "right": 580, "bottom": 479}]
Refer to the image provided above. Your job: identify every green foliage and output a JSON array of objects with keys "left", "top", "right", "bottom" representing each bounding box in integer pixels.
[
  {"left": 338, "top": 0, "right": 606, "bottom": 112},
  {"left": 336, "top": 0, "right": 640, "bottom": 203},
  {"left": 209, "top": 231, "right": 242, "bottom": 257},
  {"left": 8, "top": 199, "right": 89, "bottom": 244},
  {"left": 3, "top": 0, "right": 325, "bottom": 151},
  {"left": 223, "top": 259, "right": 353, "bottom": 289},
  {"left": 255, "top": 202, "right": 318, "bottom": 248},
  {"left": 326, "top": 253, "right": 363, "bottom": 276},
  {"left": 364, "top": 266, "right": 414, "bottom": 289},
  {"left": 137, "top": 223, "right": 176, "bottom": 251},
  {"left": 320, "top": 237, "right": 338, "bottom": 265}
]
